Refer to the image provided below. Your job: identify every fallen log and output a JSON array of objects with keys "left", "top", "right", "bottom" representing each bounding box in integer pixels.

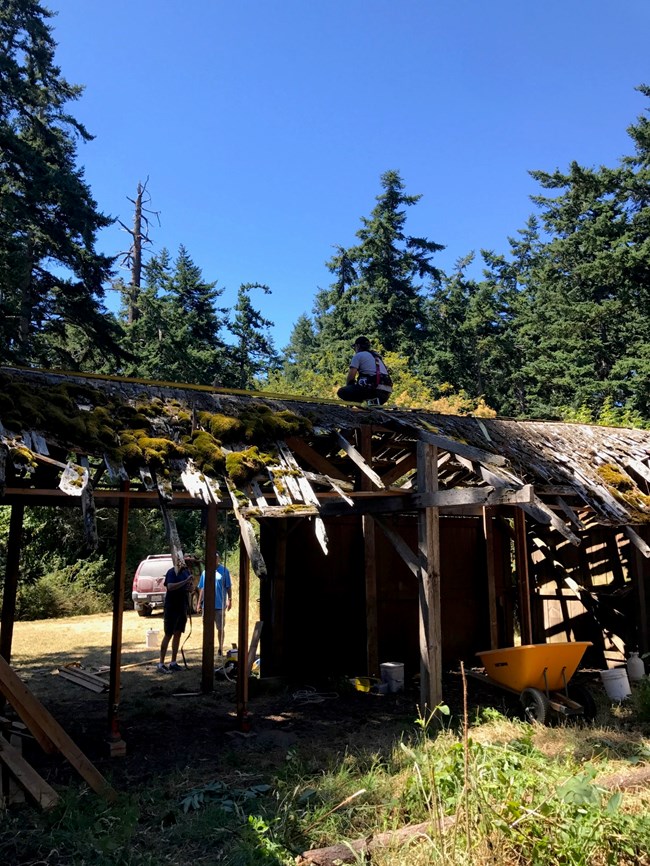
[
  {"left": 296, "top": 816, "right": 455, "bottom": 865},
  {"left": 598, "top": 765, "right": 650, "bottom": 791}
]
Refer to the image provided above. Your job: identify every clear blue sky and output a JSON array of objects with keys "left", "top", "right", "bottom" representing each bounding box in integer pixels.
[{"left": 45, "top": 0, "right": 649, "bottom": 350}]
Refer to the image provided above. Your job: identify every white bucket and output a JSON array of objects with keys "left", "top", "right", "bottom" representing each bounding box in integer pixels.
[
  {"left": 146, "top": 629, "right": 160, "bottom": 649},
  {"left": 380, "top": 662, "right": 404, "bottom": 693},
  {"left": 600, "top": 667, "right": 631, "bottom": 701}
]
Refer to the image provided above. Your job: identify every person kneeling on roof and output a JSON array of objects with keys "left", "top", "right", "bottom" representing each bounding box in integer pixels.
[{"left": 337, "top": 336, "right": 393, "bottom": 405}]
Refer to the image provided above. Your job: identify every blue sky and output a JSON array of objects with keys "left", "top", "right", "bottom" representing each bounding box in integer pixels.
[{"left": 45, "top": 0, "right": 649, "bottom": 350}]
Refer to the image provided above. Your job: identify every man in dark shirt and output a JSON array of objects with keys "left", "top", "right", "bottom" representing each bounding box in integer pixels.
[{"left": 157, "top": 562, "right": 193, "bottom": 673}]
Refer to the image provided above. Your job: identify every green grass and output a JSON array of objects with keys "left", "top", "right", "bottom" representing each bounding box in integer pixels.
[{"left": 3, "top": 695, "right": 650, "bottom": 866}]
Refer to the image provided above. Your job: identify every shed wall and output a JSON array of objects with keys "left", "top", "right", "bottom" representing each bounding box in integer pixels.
[{"left": 259, "top": 515, "right": 490, "bottom": 682}]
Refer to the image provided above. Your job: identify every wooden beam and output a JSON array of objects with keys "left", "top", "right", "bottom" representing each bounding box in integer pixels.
[
  {"left": 380, "top": 451, "right": 417, "bottom": 487},
  {"left": 226, "top": 483, "right": 267, "bottom": 577},
  {"left": 374, "top": 518, "right": 420, "bottom": 579},
  {"left": 483, "top": 507, "right": 499, "bottom": 650},
  {"left": 624, "top": 525, "right": 650, "bottom": 558},
  {"left": 107, "top": 481, "right": 129, "bottom": 751},
  {"left": 417, "top": 442, "right": 442, "bottom": 711},
  {"left": 201, "top": 503, "right": 217, "bottom": 694},
  {"left": 236, "top": 545, "right": 251, "bottom": 731},
  {"left": 336, "top": 433, "right": 385, "bottom": 489},
  {"left": 514, "top": 509, "right": 533, "bottom": 644},
  {"left": 0, "top": 503, "right": 23, "bottom": 669},
  {"left": 246, "top": 621, "right": 263, "bottom": 677},
  {"left": 285, "top": 437, "right": 349, "bottom": 482},
  {"left": 361, "top": 427, "right": 379, "bottom": 678},
  {"left": 417, "top": 429, "right": 507, "bottom": 467},
  {"left": 0, "top": 655, "right": 116, "bottom": 801},
  {"left": 0, "top": 738, "right": 59, "bottom": 810},
  {"left": 414, "top": 484, "right": 534, "bottom": 508}
]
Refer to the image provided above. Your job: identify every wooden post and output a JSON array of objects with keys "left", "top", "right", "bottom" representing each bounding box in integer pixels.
[
  {"left": 267, "top": 519, "right": 287, "bottom": 676},
  {"left": 361, "top": 427, "right": 379, "bottom": 676},
  {"left": 236, "top": 543, "right": 250, "bottom": 731},
  {"left": 201, "top": 503, "right": 217, "bottom": 694},
  {"left": 0, "top": 503, "right": 24, "bottom": 668},
  {"left": 107, "top": 482, "right": 129, "bottom": 756},
  {"left": 482, "top": 506, "right": 499, "bottom": 649},
  {"left": 630, "top": 529, "right": 649, "bottom": 655},
  {"left": 514, "top": 508, "right": 533, "bottom": 644},
  {"left": 417, "top": 443, "right": 442, "bottom": 711}
]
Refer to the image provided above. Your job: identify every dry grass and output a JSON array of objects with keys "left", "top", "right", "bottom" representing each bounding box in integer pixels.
[{"left": 9, "top": 608, "right": 235, "bottom": 671}]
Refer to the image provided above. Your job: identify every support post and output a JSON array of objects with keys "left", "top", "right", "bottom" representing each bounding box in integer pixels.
[
  {"left": 514, "top": 508, "right": 533, "bottom": 644},
  {"left": 236, "top": 543, "right": 250, "bottom": 731},
  {"left": 201, "top": 503, "right": 217, "bottom": 694},
  {"left": 361, "top": 427, "right": 379, "bottom": 676},
  {"left": 417, "top": 443, "right": 442, "bottom": 711},
  {"left": 0, "top": 503, "right": 24, "bottom": 666},
  {"left": 267, "top": 519, "right": 287, "bottom": 676},
  {"left": 107, "top": 482, "right": 129, "bottom": 756},
  {"left": 482, "top": 506, "right": 499, "bottom": 649},
  {"left": 630, "top": 528, "right": 649, "bottom": 655}
]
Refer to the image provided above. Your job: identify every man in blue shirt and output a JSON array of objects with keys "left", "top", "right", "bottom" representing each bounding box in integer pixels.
[{"left": 197, "top": 552, "right": 232, "bottom": 656}]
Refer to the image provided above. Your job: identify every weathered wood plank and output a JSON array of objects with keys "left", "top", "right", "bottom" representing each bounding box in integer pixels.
[
  {"left": 336, "top": 433, "right": 385, "bottom": 489},
  {"left": 0, "top": 655, "right": 116, "bottom": 801},
  {"left": 374, "top": 517, "right": 420, "bottom": 578},
  {"left": 285, "top": 436, "right": 349, "bottom": 481},
  {"left": 0, "top": 738, "right": 59, "bottom": 810},
  {"left": 624, "top": 525, "right": 650, "bottom": 558},
  {"left": 226, "top": 482, "right": 267, "bottom": 578},
  {"left": 414, "top": 484, "right": 534, "bottom": 508},
  {"left": 417, "top": 442, "right": 442, "bottom": 711}
]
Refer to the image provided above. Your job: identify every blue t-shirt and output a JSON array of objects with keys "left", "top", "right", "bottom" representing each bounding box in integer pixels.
[{"left": 198, "top": 563, "right": 232, "bottom": 609}]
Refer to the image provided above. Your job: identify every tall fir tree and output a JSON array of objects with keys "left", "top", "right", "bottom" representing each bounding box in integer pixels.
[
  {"left": 0, "top": 0, "right": 122, "bottom": 367},
  {"left": 121, "top": 246, "right": 229, "bottom": 385},
  {"left": 228, "top": 283, "right": 280, "bottom": 389}
]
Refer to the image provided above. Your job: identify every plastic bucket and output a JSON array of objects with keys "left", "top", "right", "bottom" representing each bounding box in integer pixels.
[
  {"left": 146, "top": 629, "right": 160, "bottom": 649},
  {"left": 600, "top": 667, "right": 631, "bottom": 701},
  {"left": 380, "top": 662, "right": 404, "bottom": 693}
]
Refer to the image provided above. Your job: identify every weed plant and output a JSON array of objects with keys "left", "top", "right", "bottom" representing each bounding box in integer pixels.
[{"left": 2, "top": 702, "right": 650, "bottom": 865}]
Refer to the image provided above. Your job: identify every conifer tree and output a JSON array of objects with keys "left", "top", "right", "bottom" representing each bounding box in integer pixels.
[
  {"left": 228, "top": 283, "right": 280, "bottom": 389},
  {"left": 0, "top": 0, "right": 121, "bottom": 366},
  {"left": 313, "top": 171, "right": 444, "bottom": 362}
]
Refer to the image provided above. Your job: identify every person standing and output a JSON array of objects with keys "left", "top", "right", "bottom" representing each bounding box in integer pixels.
[
  {"left": 337, "top": 336, "right": 393, "bottom": 405},
  {"left": 197, "top": 552, "right": 233, "bottom": 656},
  {"left": 158, "top": 561, "right": 193, "bottom": 673}
]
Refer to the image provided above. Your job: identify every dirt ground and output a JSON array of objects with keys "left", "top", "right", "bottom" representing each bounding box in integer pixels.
[{"left": 6, "top": 611, "right": 468, "bottom": 795}]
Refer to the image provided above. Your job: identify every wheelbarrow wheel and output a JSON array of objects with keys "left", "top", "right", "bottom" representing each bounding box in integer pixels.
[
  {"left": 520, "top": 687, "right": 550, "bottom": 724},
  {"left": 567, "top": 684, "right": 597, "bottom": 722}
]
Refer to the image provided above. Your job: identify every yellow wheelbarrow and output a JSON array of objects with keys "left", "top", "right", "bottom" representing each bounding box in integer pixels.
[{"left": 471, "top": 641, "right": 595, "bottom": 724}]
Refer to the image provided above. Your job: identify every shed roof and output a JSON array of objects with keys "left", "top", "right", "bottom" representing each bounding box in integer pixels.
[{"left": 2, "top": 366, "right": 650, "bottom": 561}]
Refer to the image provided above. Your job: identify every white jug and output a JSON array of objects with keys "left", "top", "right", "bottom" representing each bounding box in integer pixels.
[{"left": 626, "top": 652, "right": 645, "bottom": 682}]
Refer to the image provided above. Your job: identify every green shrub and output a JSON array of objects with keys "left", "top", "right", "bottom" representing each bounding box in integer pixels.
[{"left": 16, "top": 559, "right": 113, "bottom": 620}]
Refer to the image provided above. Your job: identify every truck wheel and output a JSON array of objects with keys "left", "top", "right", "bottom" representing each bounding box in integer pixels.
[
  {"left": 137, "top": 606, "right": 152, "bottom": 617},
  {"left": 520, "top": 687, "right": 550, "bottom": 724}
]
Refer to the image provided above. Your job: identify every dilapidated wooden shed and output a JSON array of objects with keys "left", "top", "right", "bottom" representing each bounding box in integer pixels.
[{"left": 1, "top": 366, "right": 650, "bottom": 744}]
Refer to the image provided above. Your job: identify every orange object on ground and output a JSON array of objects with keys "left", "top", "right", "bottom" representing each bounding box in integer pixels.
[{"left": 477, "top": 642, "right": 592, "bottom": 692}]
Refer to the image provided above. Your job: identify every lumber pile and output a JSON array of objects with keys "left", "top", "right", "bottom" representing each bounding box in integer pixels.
[
  {"left": 56, "top": 663, "right": 109, "bottom": 693},
  {"left": 0, "top": 655, "right": 116, "bottom": 807}
]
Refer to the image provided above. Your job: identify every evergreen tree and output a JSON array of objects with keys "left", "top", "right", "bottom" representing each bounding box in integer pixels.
[
  {"left": 313, "top": 170, "right": 444, "bottom": 362},
  {"left": 121, "top": 246, "right": 229, "bottom": 385},
  {"left": 228, "top": 283, "right": 280, "bottom": 389},
  {"left": 0, "top": 0, "right": 122, "bottom": 366}
]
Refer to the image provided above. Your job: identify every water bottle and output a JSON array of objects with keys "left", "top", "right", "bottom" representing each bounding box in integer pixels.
[{"left": 626, "top": 652, "right": 645, "bottom": 682}]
